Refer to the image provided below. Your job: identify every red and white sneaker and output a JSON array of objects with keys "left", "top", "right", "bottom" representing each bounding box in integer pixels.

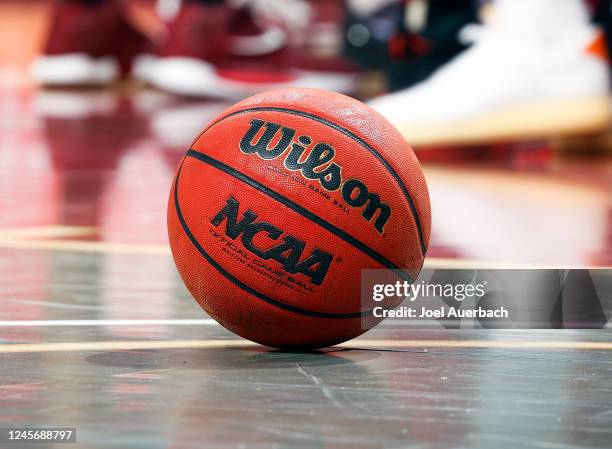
[
  {"left": 147, "top": 1, "right": 358, "bottom": 98},
  {"left": 31, "top": 0, "right": 149, "bottom": 86}
]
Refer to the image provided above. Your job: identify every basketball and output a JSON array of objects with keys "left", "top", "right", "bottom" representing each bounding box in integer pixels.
[{"left": 167, "top": 88, "right": 431, "bottom": 348}]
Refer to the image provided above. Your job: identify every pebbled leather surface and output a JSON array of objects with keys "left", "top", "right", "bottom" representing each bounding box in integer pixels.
[{"left": 169, "top": 88, "right": 431, "bottom": 348}]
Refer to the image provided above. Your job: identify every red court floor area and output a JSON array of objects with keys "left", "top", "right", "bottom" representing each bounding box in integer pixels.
[{"left": 0, "top": 85, "right": 610, "bottom": 266}]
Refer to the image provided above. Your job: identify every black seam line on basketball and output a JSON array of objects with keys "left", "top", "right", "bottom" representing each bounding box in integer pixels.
[
  {"left": 186, "top": 149, "right": 414, "bottom": 286},
  {"left": 191, "top": 106, "right": 427, "bottom": 256},
  {"left": 174, "top": 157, "right": 372, "bottom": 320}
]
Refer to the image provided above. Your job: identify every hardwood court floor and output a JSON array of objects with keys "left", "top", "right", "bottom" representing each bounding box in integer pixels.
[{"left": 0, "top": 80, "right": 611, "bottom": 448}]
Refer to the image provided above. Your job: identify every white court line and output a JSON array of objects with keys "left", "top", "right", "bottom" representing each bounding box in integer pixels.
[{"left": 0, "top": 319, "right": 219, "bottom": 327}]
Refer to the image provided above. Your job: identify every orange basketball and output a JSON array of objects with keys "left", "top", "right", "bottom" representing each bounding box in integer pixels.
[{"left": 167, "top": 88, "right": 430, "bottom": 349}]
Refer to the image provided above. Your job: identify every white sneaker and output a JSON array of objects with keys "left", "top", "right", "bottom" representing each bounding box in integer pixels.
[
  {"left": 31, "top": 54, "right": 119, "bottom": 86},
  {"left": 369, "top": 0, "right": 612, "bottom": 145}
]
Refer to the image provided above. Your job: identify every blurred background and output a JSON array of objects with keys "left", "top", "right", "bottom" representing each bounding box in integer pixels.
[{"left": 0, "top": 0, "right": 610, "bottom": 270}]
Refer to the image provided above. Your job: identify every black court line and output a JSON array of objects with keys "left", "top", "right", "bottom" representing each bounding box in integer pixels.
[
  {"left": 174, "top": 157, "right": 371, "bottom": 319},
  {"left": 190, "top": 106, "right": 428, "bottom": 256},
  {"left": 186, "top": 149, "right": 412, "bottom": 283}
]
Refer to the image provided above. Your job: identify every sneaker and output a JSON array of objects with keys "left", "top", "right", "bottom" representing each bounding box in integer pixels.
[
  {"left": 369, "top": 0, "right": 612, "bottom": 146},
  {"left": 147, "top": 1, "right": 357, "bottom": 98},
  {"left": 31, "top": 0, "right": 149, "bottom": 86}
]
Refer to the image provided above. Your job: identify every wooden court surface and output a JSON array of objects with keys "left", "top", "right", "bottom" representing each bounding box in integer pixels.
[{"left": 0, "top": 80, "right": 609, "bottom": 448}]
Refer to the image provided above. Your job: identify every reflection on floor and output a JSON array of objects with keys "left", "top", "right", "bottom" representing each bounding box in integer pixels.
[
  {"left": 1, "top": 86, "right": 611, "bottom": 266},
  {"left": 1, "top": 84, "right": 612, "bottom": 449}
]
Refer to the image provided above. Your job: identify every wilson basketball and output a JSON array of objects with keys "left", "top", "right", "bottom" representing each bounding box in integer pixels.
[{"left": 167, "top": 88, "right": 430, "bottom": 349}]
